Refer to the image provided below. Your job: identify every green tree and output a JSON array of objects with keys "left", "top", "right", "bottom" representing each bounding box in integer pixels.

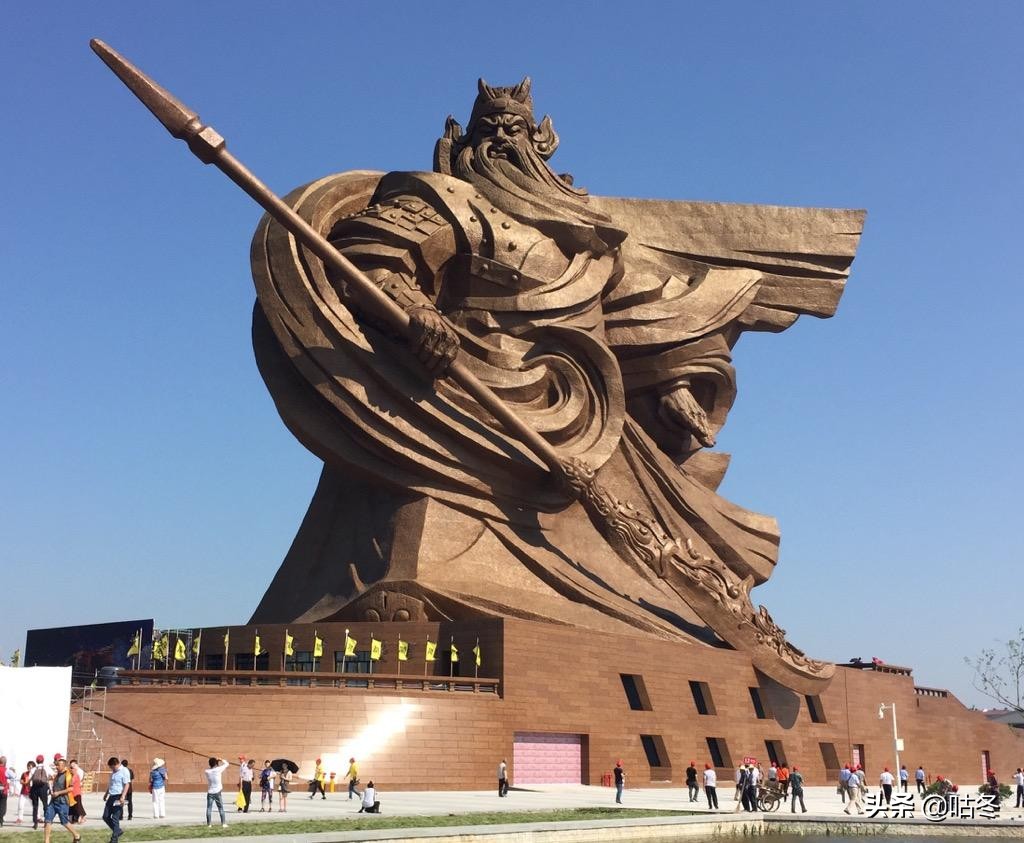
[{"left": 965, "top": 627, "right": 1023, "bottom": 713}]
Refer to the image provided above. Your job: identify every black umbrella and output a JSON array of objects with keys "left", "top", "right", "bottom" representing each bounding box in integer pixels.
[{"left": 271, "top": 758, "right": 299, "bottom": 774}]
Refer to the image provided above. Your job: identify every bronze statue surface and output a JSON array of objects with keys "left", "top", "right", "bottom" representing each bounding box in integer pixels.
[
  {"left": 247, "top": 79, "right": 862, "bottom": 693},
  {"left": 90, "top": 43, "right": 862, "bottom": 694}
]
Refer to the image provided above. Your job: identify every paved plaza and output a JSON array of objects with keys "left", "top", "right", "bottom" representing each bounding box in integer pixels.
[{"left": 2, "top": 783, "right": 1021, "bottom": 833}]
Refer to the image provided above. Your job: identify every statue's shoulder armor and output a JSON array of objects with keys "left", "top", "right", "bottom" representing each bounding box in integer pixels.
[{"left": 374, "top": 171, "right": 488, "bottom": 256}]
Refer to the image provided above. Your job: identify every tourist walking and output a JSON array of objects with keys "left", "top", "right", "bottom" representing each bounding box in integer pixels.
[
  {"left": 358, "top": 780, "right": 380, "bottom": 813},
  {"left": 309, "top": 758, "right": 326, "bottom": 800},
  {"left": 613, "top": 760, "right": 625, "bottom": 804},
  {"left": 844, "top": 766, "right": 865, "bottom": 815},
  {"left": 789, "top": 766, "right": 807, "bottom": 813},
  {"left": 42, "top": 757, "right": 78, "bottom": 843},
  {"left": 0, "top": 755, "right": 9, "bottom": 828},
  {"left": 497, "top": 759, "right": 508, "bottom": 797},
  {"left": 18, "top": 761, "right": 36, "bottom": 824},
  {"left": 67, "top": 760, "right": 85, "bottom": 825},
  {"left": 120, "top": 761, "right": 134, "bottom": 821},
  {"left": 1013, "top": 768, "right": 1024, "bottom": 808},
  {"left": 278, "top": 767, "right": 292, "bottom": 812},
  {"left": 898, "top": 765, "right": 909, "bottom": 792},
  {"left": 915, "top": 765, "right": 926, "bottom": 794},
  {"left": 4, "top": 759, "right": 17, "bottom": 824},
  {"left": 30, "top": 754, "right": 51, "bottom": 829},
  {"left": 149, "top": 758, "right": 167, "bottom": 819},
  {"left": 685, "top": 761, "right": 699, "bottom": 802},
  {"left": 239, "top": 760, "right": 254, "bottom": 812},
  {"left": 258, "top": 761, "right": 275, "bottom": 811},
  {"left": 345, "top": 758, "right": 359, "bottom": 800},
  {"left": 777, "top": 763, "right": 790, "bottom": 796},
  {"left": 879, "top": 767, "right": 894, "bottom": 805},
  {"left": 203, "top": 757, "right": 229, "bottom": 828},
  {"left": 744, "top": 764, "right": 759, "bottom": 811},
  {"left": 838, "top": 764, "right": 850, "bottom": 804},
  {"left": 733, "top": 765, "right": 744, "bottom": 802},
  {"left": 102, "top": 756, "right": 131, "bottom": 841},
  {"left": 703, "top": 763, "right": 718, "bottom": 809}
]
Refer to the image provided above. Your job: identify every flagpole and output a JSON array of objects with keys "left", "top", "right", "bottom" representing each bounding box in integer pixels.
[
  {"left": 313, "top": 629, "right": 318, "bottom": 674},
  {"left": 475, "top": 637, "right": 480, "bottom": 679},
  {"left": 450, "top": 635, "right": 455, "bottom": 679},
  {"left": 224, "top": 628, "right": 230, "bottom": 672},
  {"left": 341, "top": 628, "right": 349, "bottom": 675},
  {"left": 397, "top": 634, "right": 402, "bottom": 678},
  {"left": 424, "top": 635, "right": 430, "bottom": 677},
  {"left": 369, "top": 634, "right": 374, "bottom": 676}
]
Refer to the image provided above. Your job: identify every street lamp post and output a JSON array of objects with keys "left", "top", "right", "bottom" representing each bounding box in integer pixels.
[{"left": 878, "top": 703, "right": 901, "bottom": 779}]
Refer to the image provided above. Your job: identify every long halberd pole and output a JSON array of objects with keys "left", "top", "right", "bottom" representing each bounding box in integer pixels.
[{"left": 89, "top": 38, "right": 562, "bottom": 479}]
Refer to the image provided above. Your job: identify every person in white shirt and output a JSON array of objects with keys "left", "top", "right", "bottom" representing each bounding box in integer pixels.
[
  {"left": 1014, "top": 768, "right": 1024, "bottom": 808},
  {"left": 879, "top": 767, "right": 895, "bottom": 805},
  {"left": 703, "top": 763, "right": 718, "bottom": 809},
  {"left": 358, "top": 780, "right": 380, "bottom": 813},
  {"left": 497, "top": 759, "right": 508, "bottom": 797},
  {"left": 203, "top": 757, "right": 229, "bottom": 828}
]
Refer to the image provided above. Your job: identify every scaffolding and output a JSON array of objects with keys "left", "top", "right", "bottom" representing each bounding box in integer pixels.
[{"left": 69, "top": 685, "right": 107, "bottom": 774}]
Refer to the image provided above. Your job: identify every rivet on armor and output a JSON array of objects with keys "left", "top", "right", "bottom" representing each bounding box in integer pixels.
[
  {"left": 501, "top": 221, "right": 511, "bottom": 230},
  {"left": 469, "top": 216, "right": 477, "bottom": 223},
  {"left": 507, "top": 242, "right": 517, "bottom": 251},
  {"left": 446, "top": 186, "right": 455, "bottom": 193},
  {"left": 481, "top": 263, "right": 490, "bottom": 272}
]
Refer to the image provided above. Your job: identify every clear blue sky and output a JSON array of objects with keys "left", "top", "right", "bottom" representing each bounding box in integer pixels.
[{"left": 3, "top": 2, "right": 1022, "bottom": 708}]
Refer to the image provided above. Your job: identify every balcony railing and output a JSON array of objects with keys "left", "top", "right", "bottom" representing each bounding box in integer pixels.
[
  {"left": 113, "top": 669, "right": 499, "bottom": 694},
  {"left": 913, "top": 685, "right": 949, "bottom": 698}
]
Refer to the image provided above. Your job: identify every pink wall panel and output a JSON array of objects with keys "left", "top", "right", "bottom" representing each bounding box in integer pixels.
[{"left": 513, "top": 731, "right": 582, "bottom": 784}]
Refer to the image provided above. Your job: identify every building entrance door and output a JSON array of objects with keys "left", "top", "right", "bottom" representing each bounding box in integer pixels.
[{"left": 512, "top": 732, "right": 584, "bottom": 785}]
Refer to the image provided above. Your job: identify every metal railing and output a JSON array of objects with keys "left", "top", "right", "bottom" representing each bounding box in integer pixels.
[
  {"left": 113, "top": 669, "right": 499, "bottom": 694},
  {"left": 914, "top": 685, "right": 949, "bottom": 698}
]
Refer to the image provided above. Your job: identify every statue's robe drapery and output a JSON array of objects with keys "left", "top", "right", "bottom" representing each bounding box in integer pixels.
[{"left": 249, "top": 169, "right": 862, "bottom": 664}]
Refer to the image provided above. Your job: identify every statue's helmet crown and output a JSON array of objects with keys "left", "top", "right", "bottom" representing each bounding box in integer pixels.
[{"left": 468, "top": 77, "right": 535, "bottom": 129}]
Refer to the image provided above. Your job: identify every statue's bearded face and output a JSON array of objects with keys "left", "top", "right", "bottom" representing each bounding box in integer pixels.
[{"left": 471, "top": 113, "right": 532, "bottom": 164}]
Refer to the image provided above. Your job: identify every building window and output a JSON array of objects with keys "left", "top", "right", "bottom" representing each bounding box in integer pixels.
[
  {"left": 805, "top": 694, "right": 827, "bottom": 723},
  {"left": 689, "top": 680, "right": 716, "bottom": 715},
  {"left": 705, "top": 737, "right": 732, "bottom": 769},
  {"left": 640, "top": 735, "right": 671, "bottom": 779},
  {"left": 233, "top": 653, "right": 269, "bottom": 671},
  {"left": 764, "top": 740, "right": 786, "bottom": 766},
  {"left": 819, "top": 742, "right": 841, "bottom": 779},
  {"left": 287, "top": 651, "right": 313, "bottom": 672},
  {"left": 334, "top": 650, "right": 371, "bottom": 673},
  {"left": 749, "top": 687, "right": 768, "bottom": 719},
  {"left": 620, "top": 674, "right": 652, "bottom": 711}
]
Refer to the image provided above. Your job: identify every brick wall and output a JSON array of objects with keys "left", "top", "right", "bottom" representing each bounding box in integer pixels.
[{"left": 77, "top": 619, "right": 1023, "bottom": 791}]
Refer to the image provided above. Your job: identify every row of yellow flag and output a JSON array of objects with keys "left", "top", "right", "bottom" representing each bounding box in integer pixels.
[{"left": 131, "top": 628, "right": 482, "bottom": 666}]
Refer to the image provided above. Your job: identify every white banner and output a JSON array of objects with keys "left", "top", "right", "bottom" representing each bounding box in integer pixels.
[{"left": 0, "top": 665, "right": 72, "bottom": 771}]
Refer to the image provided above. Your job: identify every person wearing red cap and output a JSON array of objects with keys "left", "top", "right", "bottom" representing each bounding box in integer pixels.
[
  {"left": 879, "top": 766, "right": 895, "bottom": 806},
  {"left": 310, "top": 758, "right": 326, "bottom": 800},
  {"left": 613, "top": 760, "right": 625, "bottom": 804},
  {"left": 703, "top": 763, "right": 719, "bottom": 809},
  {"left": 30, "top": 754, "right": 51, "bottom": 830},
  {"left": 685, "top": 761, "right": 699, "bottom": 803},
  {"left": 789, "top": 766, "right": 806, "bottom": 813}
]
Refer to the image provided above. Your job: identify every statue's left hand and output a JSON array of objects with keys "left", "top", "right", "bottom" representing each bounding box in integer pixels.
[{"left": 407, "top": 305, "right": 460, "bottom": 378}]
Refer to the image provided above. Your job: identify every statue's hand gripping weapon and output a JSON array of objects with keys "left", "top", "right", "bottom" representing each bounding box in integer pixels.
[{"left": 91, "top": 39, "right": 833, "bottom": 693}]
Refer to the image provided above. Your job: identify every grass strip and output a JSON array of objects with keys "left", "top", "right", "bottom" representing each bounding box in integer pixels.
[{"left": 62, "top": 807, "right": 691, "bottom": 840}]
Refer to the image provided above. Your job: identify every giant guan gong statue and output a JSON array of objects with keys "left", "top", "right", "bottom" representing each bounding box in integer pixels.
[{"left": 91, "top": 44, "right": 863, "bottom": 694}]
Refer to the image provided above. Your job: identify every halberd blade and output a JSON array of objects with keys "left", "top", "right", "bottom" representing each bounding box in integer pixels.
[{"left": 90, "top": 38, "right": 198, "bottom": 138}]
